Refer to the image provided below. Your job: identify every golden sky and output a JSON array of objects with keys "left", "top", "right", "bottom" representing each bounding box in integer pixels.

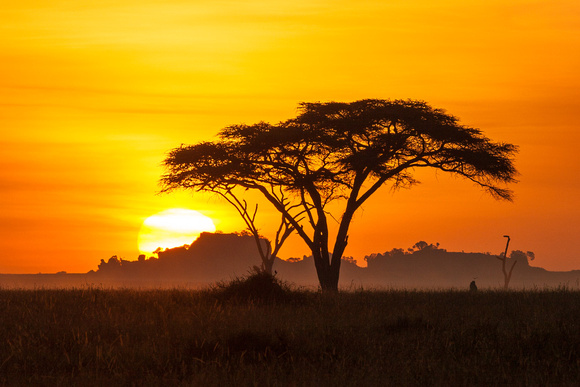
[{"left": 1, "top": 0, "right": 579, "bottom": 273}]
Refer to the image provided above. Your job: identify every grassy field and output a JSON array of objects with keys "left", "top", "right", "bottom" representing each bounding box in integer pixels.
[{"left": 1, "top": 276, "right": 580, "bottom": 386}]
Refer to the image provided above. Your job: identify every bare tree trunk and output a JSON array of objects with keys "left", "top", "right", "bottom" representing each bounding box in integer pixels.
[
  {"left": 327, "top": 259, "right": 341, "bottom": 292},
  {"left": 312, "top": 247, "right": 340, "bottom": 293},
  {"left": 504, "top": 259, "right": 517, "bottom": 289},
  {"left": 498, "top": 235, "right": 517, "bottom": 290},
  {"left": 311, "top": 244, "right": 345, "bottom": 292},
  {"left": 316, "top": 264, "right": 340, "bottom": 293},
  {"left": 262, "top": 257, "right": 274, "bottom": 276}
]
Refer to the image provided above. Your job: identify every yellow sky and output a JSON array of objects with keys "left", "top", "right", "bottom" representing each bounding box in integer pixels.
[{"left": 1, "top": 0, "right": 579, "bottom": 273}]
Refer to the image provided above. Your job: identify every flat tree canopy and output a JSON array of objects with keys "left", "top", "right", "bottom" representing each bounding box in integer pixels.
[{"left": 161, "top": 99, "right": 518, "bottom": 292}]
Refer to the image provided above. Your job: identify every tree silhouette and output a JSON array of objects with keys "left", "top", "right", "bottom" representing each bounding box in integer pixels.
[
  {"left": 161, "top": 99, "right": 518, "bottom": 292},
  {"left": 498, "top": 235, "right": 517, "bottom": 289},
  {"left": 219, "top": 190, "right": 294, "bottom": 275}
]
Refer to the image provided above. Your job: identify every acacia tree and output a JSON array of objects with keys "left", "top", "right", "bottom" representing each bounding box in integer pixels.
[{"left": 161, "top": 99, "right": 518, "bottom": 292}]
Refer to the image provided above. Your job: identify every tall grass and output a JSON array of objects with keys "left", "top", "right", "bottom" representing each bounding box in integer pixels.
[{"left": 1, "top": 283, "right": 579, "bottom": 386}]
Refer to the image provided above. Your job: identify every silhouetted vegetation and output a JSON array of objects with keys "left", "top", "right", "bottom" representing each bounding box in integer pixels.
[
  {"left": 211, "top": 269, "right": 301, "bottom": 304},
  {"left": 1, "top": 287, "right": 580, "bottom": 386},
  {"left": 5, "top": 235, "right": 569, "bottom": 291},
  {"left": 78, "top": 234, "right": 579, "bottom": 291},
  {"left": 161, "top": 99, "right": 518, "bottom": 292},
  {"left": 497, "top": 235, "right": 517, "bottom": 289}
]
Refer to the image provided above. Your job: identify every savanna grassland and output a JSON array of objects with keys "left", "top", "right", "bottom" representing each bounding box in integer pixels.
[{"left": 1, "top": 275, "right": 580, "bottom": 386}]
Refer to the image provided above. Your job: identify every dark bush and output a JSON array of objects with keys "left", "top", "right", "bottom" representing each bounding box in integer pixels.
[{"left": 214, "top": 270, "right": 297, "bottom": 304}]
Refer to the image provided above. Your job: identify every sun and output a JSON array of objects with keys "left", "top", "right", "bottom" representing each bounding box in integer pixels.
[{"left": 138, "top": 208, "right": 216, "bottom": 255}]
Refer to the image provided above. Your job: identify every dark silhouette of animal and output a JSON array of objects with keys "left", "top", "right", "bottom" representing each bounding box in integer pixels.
[{"left": 470, "top": 280, "right": 478, "bottom": 292}]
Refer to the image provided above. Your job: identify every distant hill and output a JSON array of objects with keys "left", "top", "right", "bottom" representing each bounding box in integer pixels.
[
  {"left": 362, "top": 246, "right": 580, "bottom": 289},
  {"left": 92, "top": 232, "right": 580, "bottom": 289},
  {"left": 93, "top": 232, "right": 265, "bottom": 286},
  {"left": 1, "top": 232, "right": 579, "bottom": 289}
]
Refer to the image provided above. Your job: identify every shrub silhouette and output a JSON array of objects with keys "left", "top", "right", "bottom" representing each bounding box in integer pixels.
[{"left": 214, "top": 270, "right": 296, "bottom": 304}]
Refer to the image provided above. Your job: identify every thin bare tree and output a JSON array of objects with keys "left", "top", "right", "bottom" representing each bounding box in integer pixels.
[
  {"left": 497, "top": 235, "right": 517, "bottom": 289},
  {"left": 218, "top": 186, "right": 297, "bottom": 274}
]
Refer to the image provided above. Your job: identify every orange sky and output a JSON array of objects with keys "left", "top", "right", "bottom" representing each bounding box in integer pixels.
[{"left": 1, "top": 0, "right": 579, "bottom": 273}]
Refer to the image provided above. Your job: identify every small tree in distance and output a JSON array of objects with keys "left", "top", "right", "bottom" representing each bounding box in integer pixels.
[
  {"left": 217, "top": 188, "right": 295, "bottom": 275},
  {"left": 498, "top": 235, "right": 536, "bottom": 289},
  {"left": 161, "top": 99, "right": 518, "bottom": 292},
  {"left": 498, "top": 235, "right": 516, "bottom": 289}
]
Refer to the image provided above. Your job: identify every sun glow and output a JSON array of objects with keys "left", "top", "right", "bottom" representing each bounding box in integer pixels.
[{"left": 138, "top": 209, "right": 216, "bottom": 255}]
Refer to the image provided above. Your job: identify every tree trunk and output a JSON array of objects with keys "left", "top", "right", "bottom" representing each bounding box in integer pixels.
[
  {"left": 312, "top": 250, "right": 340, "bottom": 293},
  {"left": 504, "top": 259, "right": 517, "bottom": 290},
  {"left": 327, "top": 259, "right": 341, "bottom": 292},
  {"left": 262, "top": 257, "right": 274, "bottom": 275},
  {"left": 307, "top": 187, "right": 357, "bottom": 293},
  {"left": 316, "top": 264, "right": 340, "bottom": 292},
  {"left": 320, "top": 202, "right": 356, "bottom": 293},
  {"left": 311, "top": 217, "right": 352, "bottom": 293}
]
